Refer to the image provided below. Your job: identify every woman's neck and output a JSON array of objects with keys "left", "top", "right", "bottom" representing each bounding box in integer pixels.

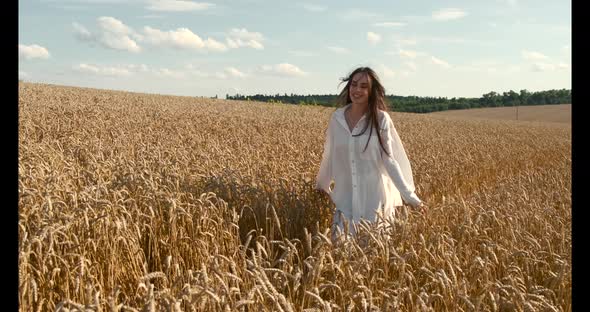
[{"left": 348, "top": 102, "right": 368, "bottom": 117}]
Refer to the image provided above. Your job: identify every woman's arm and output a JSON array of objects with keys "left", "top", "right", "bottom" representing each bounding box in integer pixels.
[
  {"left": 315, "top": 114, "right": 334, "bottom": 194},
  {"left": 380, "top": 114, "right": 421, "bottom": 207}
]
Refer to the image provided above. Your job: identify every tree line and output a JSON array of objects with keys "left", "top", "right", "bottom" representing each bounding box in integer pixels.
[{"left": 224, "top": 88, "right": 571, "bottom": 113}]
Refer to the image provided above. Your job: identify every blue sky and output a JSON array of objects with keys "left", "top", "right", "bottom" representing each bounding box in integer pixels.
[{"left": 19, "top": 0, "right": 571, "bottom": 98}]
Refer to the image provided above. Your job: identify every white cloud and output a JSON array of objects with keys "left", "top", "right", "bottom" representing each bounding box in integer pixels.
[
  {"left": 227, "top": 28, "right": 264, "bottom": 41},
  {"left": 95, "top": 16, "right": 141, "bottom": 53},
  {"left": 367, "top": 32, "right": 382, "bottom": 45},
  {"left": 72, "top": 22, "right": 93, "bottom": 40},
  {"left": 276, "top": 63, "right": 307, "bottom": 77},
  {"left": 19, "top": 71, "right": 29, "bottom": 79},
  {"left": 340, "top": 9, "right": 382, "bottom": 20},
  {"left": 74, "top": 63, "right": 133, "bottom": 76},
  {"left": 392, "top": 36, "right": 418, "bottom": 46},
  {"left": 203, "top": 38, "right": 228, "bottom": 52},
  {"left": 302, "top": 4, "right": 326, "bottom": 12},
  {"left": 531, "top": 62, "right": 556, "bottom": 72},
  {"left": 377, "top": 65, "right": 395, "bottom": 78},
  {"left": 98, "top": 16, "right": 133, "bottom": 35},
  {"left": 153, "top": 68, "right": 186, "bottom": 79},
  {"left": 432, "top": 8, "right": 468, "bottom": 21},
  {"left": 73, "top": 17, "right": 236, "bottom": 53},
  {"left": 497, "top": 0, "right": 518, "bottom": 7},
  {"left": 373, "top": 22, "right": 406, "bottom": 27},
  {"left": 127, "top": 63, "right": 150, "bottom": 72},
  {"left": 430, "top": 56, "right": 451, "bottom": 68},
  {"left": 183, "top": 64, "right": 210, "bottom": 77},
  {"left": 399, "top": 49, "right": 417, "bottom": 59},
  {"left": 531, "top": 62, "right": 569, "bottom": 72},
  {"left": 225, "top": 67, "right": 247, "bottom": 78},
  {"left": 141, "top": 26, "right": 228, "bottom": 51},
  {"left": 214, "top": 72, "right": 227, "bottom": 79},
  {"left": 404, "top": 61, "right": 417, "bottom": 71},
  {"left": 327, "top": 46, "right": 350, "bottom": 54},
  {"left": 226, "top": 28, "right": 264, "bottom": 50},
  {"left": 521, "top": 50, "right": 549, "bottom": 61},
  {"left": 19, "top": 44, "right": 50, "bottom": 60},
  {"left": 146, "top": 0, "right": 214, "bottom": 12},
  {"left": 89, "top": 16, "right": 142, "bottom": 52},
  {"left": 140, "top": 15, "right": 164, "bottom": 19},
  {"left": 76, "top": 63, "right": 100, "bottom": 74},
  {"left": 46, "top": 0, "right": 142, "bottom": 3},
  {"left": 289, "top": 50, "right": 316, "bottom": 57},
  {"left": 259, "top": 63, "right": 308, "bottom": 77},
  {"left": 73, "top": 62, "right": 196, "bottom": 79},
  {"left": 454, "top": 60, "right": 522, "bottom": 74}
]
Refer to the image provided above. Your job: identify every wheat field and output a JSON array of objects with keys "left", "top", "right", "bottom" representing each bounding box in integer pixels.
[
  {"left": 428, "top": 104, "right": 571, "bottom": 124},
  {"left": 18, "top": 82, "right": 571, "bottom": 311}
]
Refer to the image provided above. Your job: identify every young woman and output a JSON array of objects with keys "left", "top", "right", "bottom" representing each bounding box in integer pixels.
[{"left": 315, "top": 66, "right": 424, "bottom": 236}]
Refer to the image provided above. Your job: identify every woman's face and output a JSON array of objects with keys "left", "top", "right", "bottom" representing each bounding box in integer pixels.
[{"left": 349, "top": 72, "right": 370, "bottom": 106}]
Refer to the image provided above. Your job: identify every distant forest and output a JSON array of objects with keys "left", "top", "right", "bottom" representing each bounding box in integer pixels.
[{"left": 225, "top": 88, "right": 571, "bottom": 113}]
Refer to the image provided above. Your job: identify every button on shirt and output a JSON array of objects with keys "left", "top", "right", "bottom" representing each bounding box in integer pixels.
[{"left": 316, "top": 104, "right": 421, "bottom": 224}]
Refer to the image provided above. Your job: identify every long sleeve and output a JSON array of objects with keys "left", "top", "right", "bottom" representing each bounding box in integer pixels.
[
  {"left": 315, "top": 114, "right": 334, "bottom": 194},
  {"left": 380, "top": 115, "right": 421, "bottom": 207}
]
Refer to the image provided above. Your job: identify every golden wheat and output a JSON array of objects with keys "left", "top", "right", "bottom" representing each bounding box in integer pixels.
[{"left": 19, "top": 82, "right": 571, "bottom": 311}]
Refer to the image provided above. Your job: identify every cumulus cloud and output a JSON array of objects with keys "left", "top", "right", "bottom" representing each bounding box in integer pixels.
[
  {"left": 531, "top": 61, "right": 569, "bottom": 72},
  {"left": 399, "top": 49, "right": 417, "bottom": 59},
  {"left": 72, "top": 22, "right": 93, "bottom": 40},
  {"left": 404, "top": 61, "right": 417, "bottom": 71},
  {"left": 72, "top": 17, "right": 141, "bottom": 52},
  {"left": 497, "top": 0, "right": 518, "bottom": 7},
  {"left": 74, "top": 63, "right": 133, "bottom": 76},
  {"left": 327, "top": 46, "right": 350, "bottom": 54},
  {"left": 373, "top": 22, "right": 406, "bottom": 27},
  {"left": 367, "top": 32, "right": 382, "bottom": 45},
  {"left": 19, "top": 71, "right": 29, "bottom": 80},
  {"left": 73, "top": 17, "right": 239, "bottom": 52},
  {"left": 302, "top": 4, "right": 326, "bottom": 12},
  {"left": 224, "top": 67, "right": 247, "bottom": 78},
  {"left": 340, "top": 9, "right": 382, "bottom": 20},
  {"left": 392, "top": 35, "right": 418, "bottom": 46},
  {"left": 531, "top": 63, "right": 556, "bottom": 72},
  {"left": 432, "top": 8, "right": 468, "bottom": 21},
  {"left": 142, "top": 26, "right": 227, "bottom": 51},
  {"left": 377, "top": 64, "right": 395, "bottom": 78},
  {"left": 259, "top": 63, "right": 308, "bottom": 77},
  {"left": 73, "top": 62, "right": 197, "bottom": 79},
  {"left": 127, "top": 63, "right": 150, "bottom": 72},
  {"left": 19, "top": 44, "right": 50, "bottom": 60},
  {"left": 153, "top": 67, "right": 186, "bottom": 79},
  {"left": 146, "top": 0, "right": 214, "bottom": 12},
  {"left": 430, "top": 56, "right": 451, "bottom": 68},
  {"left": 226, "top": 28, "right": 264, "bottom": 50},
  {"left": 521, "top": 50, "right": 549, "bottom": 61},
  {"left": 96, "top": 17, "right": 143, "bottom": 53},
  {"left": 289, "top": 50, "right": 316, "bottom": 57}
]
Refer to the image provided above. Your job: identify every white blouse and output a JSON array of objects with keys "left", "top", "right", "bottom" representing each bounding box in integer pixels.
[{"left": 315, "top": 104, "right": 421, "bottom": 224}]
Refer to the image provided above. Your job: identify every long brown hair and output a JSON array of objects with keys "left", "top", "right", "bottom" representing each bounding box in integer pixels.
[{"left": 336, "top": 67, "right": 391, "bottom": 157}]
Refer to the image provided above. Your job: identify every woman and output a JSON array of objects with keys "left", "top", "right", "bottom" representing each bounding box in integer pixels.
[{"left": 315, "top": 66, "right": 424, "bottom": 237}]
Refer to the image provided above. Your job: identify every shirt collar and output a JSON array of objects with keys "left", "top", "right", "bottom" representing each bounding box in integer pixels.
[{"left": 335, "top": 103, "right": 369, "bottom": 134}]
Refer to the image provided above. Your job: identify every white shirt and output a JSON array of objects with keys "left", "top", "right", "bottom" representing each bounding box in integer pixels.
[{"left": 315, "top": 104, "right": 421, "bottom": 224}]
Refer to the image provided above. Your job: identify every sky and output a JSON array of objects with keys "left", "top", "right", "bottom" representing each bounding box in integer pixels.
[{"left": 18, "top": 0, "right": 571, "bottom": 98}]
